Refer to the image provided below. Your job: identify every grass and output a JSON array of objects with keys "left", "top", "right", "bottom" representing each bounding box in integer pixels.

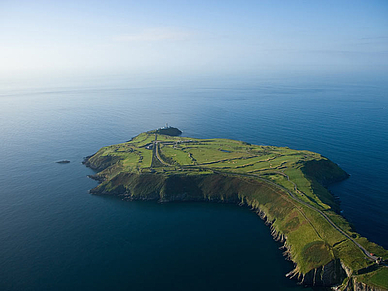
[
  {"left": 159, "top": 145, "right": 193, "bottom": 165},
  {"left": 357, "top": 267, "right": 388, "bottom": 289},
  {"left": 301, "top": 241, "right": 333, "bottom": 270},
  {"left": 85, "top": 130, "right": 388, "bottom": 289}
]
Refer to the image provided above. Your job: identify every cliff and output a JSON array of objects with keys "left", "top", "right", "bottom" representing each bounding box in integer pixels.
[{"left": 87, "top": 171, "right": 349, "bottom": 287}]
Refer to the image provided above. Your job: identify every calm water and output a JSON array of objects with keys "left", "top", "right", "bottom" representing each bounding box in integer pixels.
[{"left": 0, "top": 74, "right": 387, "bottom": 290}]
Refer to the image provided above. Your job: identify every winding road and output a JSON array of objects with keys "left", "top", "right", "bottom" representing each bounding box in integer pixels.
[
  {"left": 280, "top": 172, "right": 378, "bottom": 261},
  {"left": 151, "top": 134, "right": 173, "bottom": 167},
  {"left": 214, "top": 168, "right": 379, "bottom": 262}
]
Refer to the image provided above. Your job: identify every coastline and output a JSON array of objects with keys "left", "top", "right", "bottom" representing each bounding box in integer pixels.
[{"left": 83, "top": 131, "right": 388, "bottom": 290}]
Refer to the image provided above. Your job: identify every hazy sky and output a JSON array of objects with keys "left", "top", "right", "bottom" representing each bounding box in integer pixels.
[{"left": 1, "top": 0, "right": 388, "bottom": 80}]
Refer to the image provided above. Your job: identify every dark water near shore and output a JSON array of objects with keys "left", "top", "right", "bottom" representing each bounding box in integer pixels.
[{"left": 0, "top": 74, "right": 387, "bottom": 290}]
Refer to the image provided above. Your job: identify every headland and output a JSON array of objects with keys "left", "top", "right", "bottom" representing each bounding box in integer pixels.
[{"left": 84, "top": 128, "right": 388, "bottom": 290}]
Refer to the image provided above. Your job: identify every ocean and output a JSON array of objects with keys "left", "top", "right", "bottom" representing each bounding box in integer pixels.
[{"left": 0, "top": 73, "right": 387, "bottom": 290}]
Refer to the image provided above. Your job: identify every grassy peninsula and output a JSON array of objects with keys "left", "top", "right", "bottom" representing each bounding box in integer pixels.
[{"left": 84, "top": 129, "right": 388, "bottom": 290}]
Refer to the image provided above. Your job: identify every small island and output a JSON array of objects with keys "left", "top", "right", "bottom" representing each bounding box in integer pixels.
[
  {"left": 84, "top": 128, "right": 388, "bottom": 290},
  {"left": 56, "top": 160, "right": 70, "bottom": 164}
]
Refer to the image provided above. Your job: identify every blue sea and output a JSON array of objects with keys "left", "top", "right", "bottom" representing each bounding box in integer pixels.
[{"left": 0, "top": 73, "right": 387, "bottom": 290}]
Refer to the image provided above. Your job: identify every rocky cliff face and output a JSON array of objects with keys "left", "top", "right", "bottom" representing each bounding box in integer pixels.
[
  {"left": 84, "top": 168, "right": 386, "bottom": 291},
  {"left": 87, "top": 172, "right": 347, "bottom": 286},
  {"left": 268, "top": 217, "right": 347, "bottom": 287},
  {"left": 344, "top": 278, "right": 386, "bottom": 291},
  {"left": 300, "top": 259, "right": 346, "bottom": 286}
]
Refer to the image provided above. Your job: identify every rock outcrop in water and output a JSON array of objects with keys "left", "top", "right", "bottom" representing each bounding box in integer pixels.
[{"left": 56, "top": 160, "right": 70, "bottom": 164}]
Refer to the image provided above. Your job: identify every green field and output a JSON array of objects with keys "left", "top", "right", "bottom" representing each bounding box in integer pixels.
[{"left": 84, "top": 130, "right": 388, "bottom": 290}]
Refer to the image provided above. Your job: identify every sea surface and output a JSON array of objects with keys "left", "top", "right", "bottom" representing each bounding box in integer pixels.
[{"left": 0, "top": 73, "right": 387, "bottom": 290}]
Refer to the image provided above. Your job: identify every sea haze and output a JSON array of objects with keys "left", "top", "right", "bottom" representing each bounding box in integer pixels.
[{"left": 0, "top": 73, "right": 387, "bottom": 290}]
